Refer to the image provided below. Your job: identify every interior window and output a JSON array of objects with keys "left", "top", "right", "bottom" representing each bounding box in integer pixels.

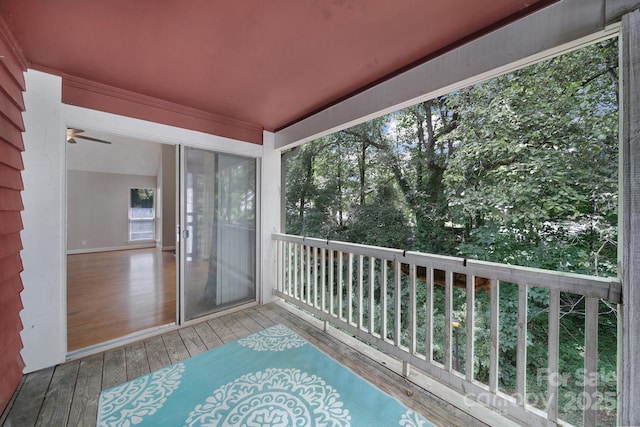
[{"left": 129, "top": 188, "right": 155, "bottom": 241}]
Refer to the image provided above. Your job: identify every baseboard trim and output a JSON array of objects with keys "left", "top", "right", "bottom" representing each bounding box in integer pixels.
[{"left": 67, "top": 243, "right": 156, "bottom": 255}]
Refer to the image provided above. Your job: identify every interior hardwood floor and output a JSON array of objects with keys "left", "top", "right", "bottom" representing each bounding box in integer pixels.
[
  {"left": 1, "top": 303, "right": 489, "bottom": 427},
  {"left": 67, "top": 248, "right": 176, "bottom": 351}
]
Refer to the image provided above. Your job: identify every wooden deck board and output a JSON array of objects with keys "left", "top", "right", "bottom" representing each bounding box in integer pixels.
[
  {"left": 101, "top": 348, "right": 125, "bottom": 390},
  {"left": 35, "top": 361, "right": 79, "bottom": 427},
  {"left": 2, "top": 302, "right": 488, "bottom": 427},
  {"left": 232, "top": 310, "right": 264, "bottom": 333},
  {"left": 2, "top": 367, "right": 54, "bottom": 427},
  {"left": 245, "top": 306, "right": 277, "bottom": 328},
  {"left": 206, "top": 316, "right": 237, "bottom": 343},
  {"left": 67, "top": 354, "right": 103, "bottom": 427},
  {"left": 143, "top": 336, "right": 171, "bottom": 372},
  {"left": 124, "top": 341, "right": 150, "bottom": 381},
  {"left": 192, "top": 321, "right": 223, "bottom": 350},
  {"left": 178, "top": 327, "right": 208, "bottom": 357},
  {"left": 221, "top": 312, "right": 253, "bottom": 338},
  {"left": 161, "top": 330, "right": 190, "bottom": 364}
]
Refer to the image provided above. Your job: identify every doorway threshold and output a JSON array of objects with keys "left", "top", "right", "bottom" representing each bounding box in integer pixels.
[
  {"left": 65, "top": 301, "right": 261, "bottom": 362},
  {"left": 66, "top": 322, "right": 178, "bottom": 362},
  {"left": 182, "top": 300, "right": 259, "bottom": 327}
]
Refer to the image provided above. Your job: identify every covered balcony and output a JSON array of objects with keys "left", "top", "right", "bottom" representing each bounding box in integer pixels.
[{"left": 1, "top": 1, "right": 640, "bottom": 426}]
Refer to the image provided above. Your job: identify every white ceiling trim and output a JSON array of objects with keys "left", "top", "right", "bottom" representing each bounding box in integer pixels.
[{"left": 62, "top": 103, "right": 264, "bottom": 158}]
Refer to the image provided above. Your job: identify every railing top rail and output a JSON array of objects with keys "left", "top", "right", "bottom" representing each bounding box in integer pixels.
[{"left": 272, "top": 233, "right": 621, "bottom": 303}]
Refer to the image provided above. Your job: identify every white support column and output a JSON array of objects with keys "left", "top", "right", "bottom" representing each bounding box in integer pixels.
[
  {"left": 619, "top": 9, "right": 640, "bottom": 426},
  {"left": 260, "top": 131, "right": 281, "bottom": 304},
  {"left": 20, "top": 70, "right": 67, "bottom": 372}
]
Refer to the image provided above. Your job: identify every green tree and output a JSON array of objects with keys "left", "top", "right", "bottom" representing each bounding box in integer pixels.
[{"left": 444, "top": 38, "right": 618, "bottom": 277}]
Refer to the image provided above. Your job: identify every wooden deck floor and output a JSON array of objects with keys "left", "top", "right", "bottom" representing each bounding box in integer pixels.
[{"left": 1, "top": 303, "right": 487, "bottom": 427}]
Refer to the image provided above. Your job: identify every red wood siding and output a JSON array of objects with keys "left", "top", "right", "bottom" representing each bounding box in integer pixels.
[{"left": 0, "top": 17, "right": 27, "bottom": 415}]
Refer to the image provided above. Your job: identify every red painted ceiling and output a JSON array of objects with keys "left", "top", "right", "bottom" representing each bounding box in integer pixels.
[{"left": 1, "top": 0, "right": 549, "bottom": 132}]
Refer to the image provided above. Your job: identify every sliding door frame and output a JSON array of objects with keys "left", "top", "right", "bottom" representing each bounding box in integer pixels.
[{"left": 177, "top": 143, "right": 262, "bottom": 325}]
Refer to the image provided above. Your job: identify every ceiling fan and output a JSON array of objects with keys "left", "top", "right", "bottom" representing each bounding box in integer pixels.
[{"left": 66, "top": 128, "right": 112, "bottom": 145}]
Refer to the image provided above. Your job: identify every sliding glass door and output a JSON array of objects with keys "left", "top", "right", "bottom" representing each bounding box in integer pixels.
[{"left": 180, "top": 146, "right": 256, "bottom": 321}]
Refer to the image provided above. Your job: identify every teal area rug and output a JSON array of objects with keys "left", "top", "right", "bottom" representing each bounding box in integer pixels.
[{"left": 97, "top": 324, "right": 434, "bottom": 426}]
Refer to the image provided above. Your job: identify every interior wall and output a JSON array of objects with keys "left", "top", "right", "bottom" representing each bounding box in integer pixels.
[
  {"left": 67, "top": 170, "right": 156, "bottom": 252},
  {"left": 161, "top": 144, "right": 176, "bottom": 250}
]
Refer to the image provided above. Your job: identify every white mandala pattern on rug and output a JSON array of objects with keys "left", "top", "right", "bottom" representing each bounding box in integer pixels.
[
  {"left": 238, "top": 324, "right": 307, "bottom": 352},
  {"left": 98, "top": 362, "right": 185, "bottom": 427},
  {"left": 184, "top": 368, "right": 351, "bottom": 426},
  {"left": 399, "top": 409, "right": 431, "bottom": 426}
]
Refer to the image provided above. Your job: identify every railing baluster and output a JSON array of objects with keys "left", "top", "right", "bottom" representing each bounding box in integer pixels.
[
  {"left": 466, "top": 274, "right": 475, "bottom": 380},
  {"left": 276, "top": 240, "right": 282, "bottom": 293},
  {"left": 358, "top": 255, "right": 364, "bottom": 330},
  {"left": 347, "top": 253, "right": 353, "bottom": 325},
  {"left": 425, "top": 267, "right": 434, "bottom": 363},
  {"left": 368, "top": 256, "right": 375, "bottom": 334},
  {"left": 313, "top": 247, "right": 318, "bottom": 307},
  {"left": 516, "top": 284, "right": 528, "bottom": 406},
  {"left": 394, "top": 260, "right": 402, "bottom": 348},
  {"left": 489, "top": 279, "right": 499, "bottom": 393},
  {"left": 329, "top": 249, "right": 334, "bottom": 316},
  {"left": 306, "top": 245, "right": 311, "bottom": 305},
  {"left": 293, "top": 243, "right": 298, "bottom": 299},
  {"left": 285, "top": 242, "right": 292, "bottom": 295},
  {"left": 548, "top": 289, "right": 560, "bottom": 423},
  {"left": 280, "top": 240, "right": 285, "bottom": 293},
  {"left": 381, "top": 260, "right": 388, "bottom": 342},
  {"left": 299, "top": 244, "right": 303, "bottom": 300},
  {"left": 584, "top": 296, "right": 599, "bottom": 427},
  {"left": 300, "top": 245, "right": 304, "bottom": 301},
  {"left": 321, "top": 247, "right": 326, "bottom": 311},
  {"left": 409, "top": 264, "right": 417, "bottom": 355},
  {"left": 337, "top": 251, "right": 344, "bottom": 320},
  {"left": 445, "top": 270, "right": 453, "bottom": 372},
  {"left": 301, "top": 245, "right": 305, "bottom": 301}
]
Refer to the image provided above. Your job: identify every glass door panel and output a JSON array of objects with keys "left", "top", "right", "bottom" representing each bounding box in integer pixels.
[{"left": 181, "top": 146, "right": 256, "bottom": 321}]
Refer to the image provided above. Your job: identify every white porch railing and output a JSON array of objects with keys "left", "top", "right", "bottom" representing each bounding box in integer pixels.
[{"left": 272, "top": 233, "right": 621, "bottom": 427}]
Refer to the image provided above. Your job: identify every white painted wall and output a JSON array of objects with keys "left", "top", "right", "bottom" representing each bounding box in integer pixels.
[
  {"left": 66, "top": 131, "right": 173, "bottom": 252},
  {"left": 66, "top": 133, "right": 161, "bottom": 176},
  {"left": 20, "top": 69, "right": 264, "bottom": 373},
  {"left": 66, "top": 170, "right": 157, "bottom": 252},
  {"left": 160, "top": 145, "right": 176, "bottom": 250}
]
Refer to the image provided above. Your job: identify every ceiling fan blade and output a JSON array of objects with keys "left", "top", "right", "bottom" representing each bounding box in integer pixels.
[
  {"left": 67, "top": 137, "right": 77, "bottom": 144},
  {"left": 67, "top": 128, "right": 84, "bottom": 140},
  {"left": 75, "top": 135, "right": 112, "bottom": 144},
  {"left": 66, "top": 128, "right": 111, "bottom": 144}
]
